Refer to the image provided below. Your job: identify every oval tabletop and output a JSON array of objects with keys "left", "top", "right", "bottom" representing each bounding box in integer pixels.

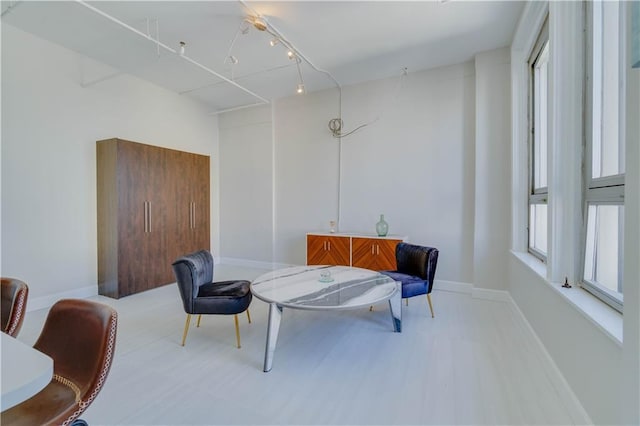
[
  {"left": 1, "top": 333, "right": 53, "bottom": 411},
  {"left": 250, "top": 265, "right": 398, "bottom": 311}
]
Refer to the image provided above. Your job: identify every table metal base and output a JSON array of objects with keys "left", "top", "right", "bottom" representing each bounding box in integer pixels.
[{"left": 262, "top": 288, "right": 402, "bottom": 372}]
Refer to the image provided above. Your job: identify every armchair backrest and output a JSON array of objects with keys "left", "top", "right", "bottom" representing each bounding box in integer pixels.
[
  {"left": 396, "top": 243, "right": 439, "bottom": 291},
  {"left": 172, "top": 250, "right": 214, "bottom": 314},
  {"left": 1, "top": 277, "right": 29, "bottom": 337},
  {"left": 33, "top": 299, "right": 117, "bottom": 425}
]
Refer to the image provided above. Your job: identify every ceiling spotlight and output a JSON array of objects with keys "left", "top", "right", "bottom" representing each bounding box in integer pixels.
[
  {"left": 296, "top": 83, "right": 305, "bottom": 94},
  {"left": 269, "top": 38, "right": 279, "bottom": 47},
  {"left": 179, "top": 41, "right": 186, "bottom": 56},
  {"left": 287, "top": 50, "right": 295, "bottom": 60},
  {"left": 225, "top": 55, "right": 238, "bottom": 65},
  {"left": 252, "top": 17, "right": 267, "bottom": 31}
]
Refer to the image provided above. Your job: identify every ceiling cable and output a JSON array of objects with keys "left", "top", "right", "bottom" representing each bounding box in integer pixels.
[
  {"left": 155, "top": 19, "right": 160, "bottom": 57},
  {"left": 224, "top": 18, "right": 250, "bottom": 67},
  {"left": 179, "top": 63, "right": 294, "bottom": 95},
  {"left": 295, "top": 57, "right": 305, "bottom": 94},
  {"left": 73, "top": 0, "right": 269, "bottom": 105},
  {"left": 144, "top": 18, "right": 160, "bottom": 57}
]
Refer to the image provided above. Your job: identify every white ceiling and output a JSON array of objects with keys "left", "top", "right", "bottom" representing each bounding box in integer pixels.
[{"left": 1, "top": 1, "right": 525, "bottom": 113}]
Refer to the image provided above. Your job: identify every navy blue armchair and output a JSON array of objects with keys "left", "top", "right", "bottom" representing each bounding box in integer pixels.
[
  {"left": 381, "top": 243, "right": 439, "bottom": 317},
  {"left": 172, "top": 250, "right": 252, "bottom": 348}
]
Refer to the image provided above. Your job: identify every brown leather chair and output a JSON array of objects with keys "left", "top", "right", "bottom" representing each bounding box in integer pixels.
[
  {"left": 1, "top": 299, "right": 118, "bottom": 426},
  {"left": 1, "top": 277, "right": 29, "bottom": 337}
]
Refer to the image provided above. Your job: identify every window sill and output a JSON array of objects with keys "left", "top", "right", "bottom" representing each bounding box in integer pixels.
[{"left": 511, "top": 250, "right": 623, "bottom": 346}]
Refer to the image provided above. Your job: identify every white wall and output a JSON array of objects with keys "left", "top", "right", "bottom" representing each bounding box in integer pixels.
[
  {"left": 1, "top": 25, "right": 219, "bottom": 308},
  {"left": 221, "top": 63, "right": 481, "bottom": 282},
  {"left": 273, "top": 88, "right": 341, "bottom": 265},
  {"left": 339, "top": 63, "right": 476, "bottom": 285},
  {"left": 218, "top": 106, "right": 273, "bottom": 262},
  {"left": 473, "top": 48, "right": 511, "bottom": 291},
  {"left": 219, "top": 57, "right": 513, "bottom": 288}
]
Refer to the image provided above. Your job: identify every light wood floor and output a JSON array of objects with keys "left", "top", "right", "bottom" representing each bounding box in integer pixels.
[{"left": 16, "top": 265, "right": 582, "bottom": 425}]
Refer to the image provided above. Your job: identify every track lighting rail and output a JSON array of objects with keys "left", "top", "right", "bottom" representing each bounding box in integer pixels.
[{"left": 238, "top": 0, "right": 342, "bottom": 91}]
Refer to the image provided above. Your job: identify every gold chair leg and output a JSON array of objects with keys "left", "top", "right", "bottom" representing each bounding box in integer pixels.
[
  {"left": 246, "top": 309, "right": 252, "bottom": 324},
  {"left": 427, "top": 294, "right": 434, "bottom": 318},
  {"left": 181, "top": 314, "right": 192, "bottom": 346},
  {"left": 405, "top": 298, "right": 409, "bottom": 306},
  {"left": 234, "top": 314, "right": 241, "bottom": 349},
  {"left": 196, "top": 314, "right": 202, "bottom": 327}
]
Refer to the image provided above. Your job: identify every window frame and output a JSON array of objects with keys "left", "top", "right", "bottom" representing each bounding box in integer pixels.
[
  {"left": 581, "top": 0, "right": 626, "bottom": 313},
  {"left": 527, "top": 18, "right": 550, "bottom": 262}
]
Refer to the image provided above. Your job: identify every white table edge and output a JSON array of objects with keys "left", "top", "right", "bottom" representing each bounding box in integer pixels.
[{"left": 1, "top": 333, "right": 53, "bottom": 411}]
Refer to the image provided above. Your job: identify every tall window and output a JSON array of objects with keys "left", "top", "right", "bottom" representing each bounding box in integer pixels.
[
  {"left": 528, "top": 20, "right": 549, "bottom": 261},
  {"left": 583, "top": 0, "right": 625, "bottom": 312}
]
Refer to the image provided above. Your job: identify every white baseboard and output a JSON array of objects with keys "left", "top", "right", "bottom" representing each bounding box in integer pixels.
[
  {"left": 433, "top": 279, "right": 473, "bottom": 294},
  {"left": 508, "top": 295, "right": 593, "bottom": 425},
  {"left": 435, "top": 280, "right": 511, "bottom": 302},
  {"left": 218, "top": 257, "right": 294, "bottom": 271},
  {"left": 27, "top": 285, "right": 98, "bottom": 312},
  {"left": 471, "top": 287, "right": 511, "bottom": 302}
]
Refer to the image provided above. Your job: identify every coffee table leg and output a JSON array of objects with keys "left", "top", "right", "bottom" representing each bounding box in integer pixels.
[
  {"left": 264, "top": 303, "right": 283, "bottom": 372},
  {"left": 388, "top": 286, "right": 402, "bottom": 332}
]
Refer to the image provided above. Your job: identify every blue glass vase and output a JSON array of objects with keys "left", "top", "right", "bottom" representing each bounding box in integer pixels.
[{"left": 376, "top": 214, "right": 388, "bottom": 237}]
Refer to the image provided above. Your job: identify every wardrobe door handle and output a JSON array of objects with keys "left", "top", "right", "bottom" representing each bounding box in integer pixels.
[
  {"left": 192, "top": 202, "right": 196, "bottom": 229},
  {"left": 376, "top": 245, "right": 380, "bottom": 255},
  {"left": 371, "top": 244, "right": 374, "bottom": 255},
  {"left": 328, "top": 241, "right": 331, "bottom": 251},
  {"left": 143, "top": 201, "right": 149, "bottom": 233},
  {"left": 147, "top": 201, "right": 151, "bottom": 232}
]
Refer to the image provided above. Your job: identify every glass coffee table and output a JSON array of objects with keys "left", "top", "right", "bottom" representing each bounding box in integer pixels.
[{"left": 250, "top": 265, "right": 401, "bottom": 372}]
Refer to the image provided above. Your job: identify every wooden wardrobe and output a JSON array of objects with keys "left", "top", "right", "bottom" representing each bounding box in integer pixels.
[{"left": 97, "top": 138, "right": 210, "bottom": 298}]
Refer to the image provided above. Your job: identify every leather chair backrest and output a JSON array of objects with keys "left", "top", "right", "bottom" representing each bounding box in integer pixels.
[
  {"left": 396, "top": 243, "right": 439, "bottom": 291},
  {"left": 1, "top": 277, "right": 28, "bottom": 337},
  {"left": 33, "top": 298, "right": 117, "bottom": 425},
  {"left": 172, "top": 250, "right": 214, "bottom": 314}
]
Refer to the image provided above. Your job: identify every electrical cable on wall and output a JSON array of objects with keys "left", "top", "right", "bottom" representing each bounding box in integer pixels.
[{"left": 328, "top": 67, "right": 408, "bottom": 139}]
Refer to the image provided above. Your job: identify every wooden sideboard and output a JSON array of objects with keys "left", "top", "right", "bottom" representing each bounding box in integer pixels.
[
  {"left": 307, "top": 233, "right": 406, "bottom": 271},
  {"left": 97, "top": 138, "right": 210, "bottom": 298},
  {"left": 307, "top": 234, "right": 351, "bottom": 266}
]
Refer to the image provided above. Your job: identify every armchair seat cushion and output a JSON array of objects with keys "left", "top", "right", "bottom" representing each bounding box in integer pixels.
[
  {"left": 197, "top": 280, "right": 250, "bottom": 299},
  {"left": 194, "top": 280, "right": 252, "bottom": 315},
  {"left": 381, "top": 271, "right": 428, "bottom": 298}
]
